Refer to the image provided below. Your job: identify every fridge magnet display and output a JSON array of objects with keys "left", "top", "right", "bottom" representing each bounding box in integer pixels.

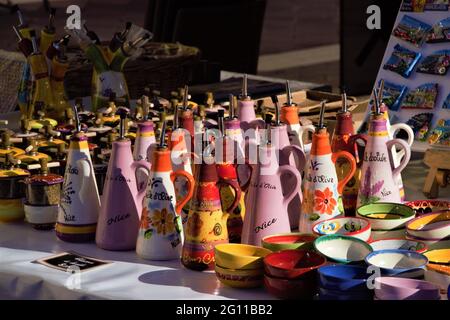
[
  {"left": 383, "top": 44, "right": 422, "bottom": 78},
  {"left": 428, "top": 119, "right": 450, "bottom": 146},
  {"left": 393, "top": 15, "right": 432, "bottom": 47},
  {"left": 401, "top": 83, "right": 439, "bottom": 109},
  {"left": 417, "top": 50, "right": 450, "bottom": 75},
  {"left": 33, "top": 251, "right": 112, "bottom": 273},
  {"left": 406, "top": 112, "right": 434, "bottom": 140},
  {"left": 427, "top": 17, "right": 450, "bottom": 43},
  {"left": 443, "top": 92, "right": 450, "bottom": 109},
  {"left": 380, "top": 80, "right": 408, "bottom": 111}
]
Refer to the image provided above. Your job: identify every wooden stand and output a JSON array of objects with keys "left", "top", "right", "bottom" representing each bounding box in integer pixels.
[{"left": 423, "top": 149, "right": 450, "bottom": 198}]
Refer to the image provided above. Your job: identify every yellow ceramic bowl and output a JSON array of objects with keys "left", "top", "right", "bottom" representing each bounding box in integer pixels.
[
  {"left": 215, "top": 264, "right": 264, "bottom": 289},
  {"left": 214, "top": 243, "right": 271, "bottom": 270},
  {"left": 425, "top": 249, "right": 450, "bottom": 265}
]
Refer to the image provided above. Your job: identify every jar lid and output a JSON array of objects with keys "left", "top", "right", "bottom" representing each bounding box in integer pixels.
[
  {"left": 0, "top": 168, "right": 30, "bottom": 178},
  {"left": 24, "top": 173, "right": 64, "bottom": 185}
]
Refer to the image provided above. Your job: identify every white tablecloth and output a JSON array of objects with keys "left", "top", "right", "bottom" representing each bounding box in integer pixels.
[{"left": 0, "top": 159, "right": 448, "bottom": 300}]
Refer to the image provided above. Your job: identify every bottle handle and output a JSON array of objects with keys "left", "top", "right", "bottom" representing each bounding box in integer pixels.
[
  {"left": 76, "top": 157, "right": 94, "bottom": 202},
  {"left": 278, "top": 165, "right": 302, "bottom": 207},
  {"left": 297, "top": 125, "right": 315, "bottom": 149},
  {"left": 170, "top": 170, "right": 195, "bottom": 215},
  {"left": 386, "top": 138, "right": 411, "bottom": 177},
  {"left": 348, "top": 134, "right": 368, "bottom": 164},
  {"left": 131, "top": 160, "right": 151, "bottom": 205},
  {"left": 218, "top": 178, "right": 242, "bottom": 213},
  {"left": 390, "top": 123, "right": 414, "bottom": 147},
  {"left": 332, "top": 151, "right": 357, "bottom": 194},
  {"left": 281, "top": 144, "right": 306, "bottom": 173}
]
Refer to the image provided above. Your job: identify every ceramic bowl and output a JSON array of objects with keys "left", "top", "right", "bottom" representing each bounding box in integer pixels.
[
  {"left": 406, "top": 211, "right": 450, "bottom": 240},
  {"left": 405, "top": 200, "right": 450, "bottom": 216},
  {"left": 371, "top": 228, "right": 406, "bottom": 241},
  {"left": 313, "top": 234, "right": 373, "bottom": 264},
  {"left": 263, "top": 250, "right": 326, "bottom": 279},
  {"left": 312, "top": 217, "right": 371, "bottom": 241},
  {"left": 365, "top": 250, "right": 428, "bottom": 276},
  {"left": 424, "top": 248, "right": 450, "bottom": 265},
  {"left": 369, "top": 238, "right": 428, "bottom": 253},
  {"left": 356, "top": 202, "right": 415, "bottom": 231},
  {"left": 405, "top": 233, "right": 450, "bottom": 247},
  {"left": 318, "top": 287, "right": 373, "bottom": 300},
  {"left": 425, "top": 263, "right": 450, "bottom": 292},
  {"left": 214, "top": 244, "right": 272, "bottom": 270},
  {"left": 263, "top": 274, "right": 316, "bottom": 300},
  {"left": 318, "top": 265, "right": 369, "bottom": 292},
  {"left": 374, "top": 277, "right": 440, "bottom": 300},
  {"left": 214, "top": 264, "right": 263, "bottom": 289},
  {"left": 261, "top": 233, "right": 317, "bottom": 252}
]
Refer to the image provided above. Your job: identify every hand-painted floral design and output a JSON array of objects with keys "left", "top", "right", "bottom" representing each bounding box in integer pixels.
[
  {"left": 314, "top": 187, "right": 337, "bottom": 215},
  {"left": 186, "top": 212, "right": 203, "bottom": 238},
  {"left": 140, "top": 207, "right": 150, "bottom": 230},
  {"left": 359, "top": 167, "right": 383, "bottom": 205},
  {"left": 152, "top": 208, "right": 176, "bottom": 235}
]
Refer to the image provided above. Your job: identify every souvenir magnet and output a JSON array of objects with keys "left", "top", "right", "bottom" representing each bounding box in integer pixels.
[
  {"left": 417, "top": 50, "right": 450, "bottom": 75},
  {"left": 379, "top": 80, "right": 408, "bottom": 112},
  {"left": 393, "top": 15, "right": 432, "bottom": 47},
  {"left": 401, "top": 83, "right": 439, "bottom": 110},
  {"left": 383, "top": 44, "right": 421, "bottom": 78}
]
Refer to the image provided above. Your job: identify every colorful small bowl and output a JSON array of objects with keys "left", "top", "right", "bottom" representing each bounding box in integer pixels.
[
  {"left": 264, "top": 274, "right": 317, "bottom": 300},
  {"left": 312, "top": 217, "right": 371, "bottom": 241},
  {"left": 318, "top": 265, "right": 369, "bottom": 292},
  {"left": 318, "top": 287, "right": 373, "bottom": 300},
  {"left": 263, "top": 250, "right": 326, "bottom": 279},
  {"left": 374, "top": 277, "right": 440, "bottom": 300},
  {"left": 214, "top": 244, "right": 272, "bottom": 270},
  {"left": 405, "top": 200, "right": 450, "bottom": 216},
  {"left": 369, "top": 238, "right": 428, "bottom": 253},
  {"left": 261, "top": 233, "right": 317, "bottom": 252},
  {"left": 313, "top": 234, "right": 373, "bottom": 264},
  {"left": 214, "top": 264, "right": 264, "bottom": 289},
  {"left": 356, "top": 202, "right": 415, "bottom": 231},
  {"left": 406, "top": 211, "right": 450, "bottom": 240},
  {"left": 424, "top": 248, "right": 450, "bottom": 265},
  {"left": 365, "top": 249, "right": 428, "bottom": 276}
]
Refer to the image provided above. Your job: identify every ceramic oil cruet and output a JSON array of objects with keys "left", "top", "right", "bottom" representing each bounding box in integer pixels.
[
  {"left": 357, "top": 90, "right": 411, "bottom": 206},
  {"left": 241, "top": 117, "right": 302, "bottom": 246},
  {"left": 216, "top": 110, "right": 245, "bottom": 243},
  {"left": 95, "top": 108, "right": 151, "bottom": 250},
  {"left": 136, "top": 121, "right": 195, "bottom": 260},
  {"left": 331, "top": 90, "right": 367, "bottom": 216},
  {"left": 299, "top": 102, "right": 357, "bottom": 233},
  {"left": 238, "top": 74, "right": 265, "bottom": 144},
  {"left": 56, "top": 105, "right": 100, "bottom": 242},
  {"left": 181, "top": 142, "right": 241, "bottom": 271},
  {"left": 270, "top": 96, "right": 306, "bottom": 229},
  {"left": 281, "top": 81, "right": 315, "bottom": 156},
  {"left": 179, "top": 85, "right": 195, "bottom": 141}
]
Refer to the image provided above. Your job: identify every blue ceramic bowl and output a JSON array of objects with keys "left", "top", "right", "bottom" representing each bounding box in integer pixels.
[
  {"left": 365, "top": 249, "right": 428, "bottom": 276},
  {"left": 318, "top": 287, "right": 373, "bottom": 300},
  {"left": 318, "top": 265, "right": 369, "bottom": 292}
]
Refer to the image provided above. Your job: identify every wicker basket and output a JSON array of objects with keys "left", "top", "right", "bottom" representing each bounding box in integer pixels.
[{"left": 64, "top": 42, "right": 201, "bottom": 100}]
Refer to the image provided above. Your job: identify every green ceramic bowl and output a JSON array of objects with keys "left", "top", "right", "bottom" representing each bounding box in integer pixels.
[
  {"left": 356, "top": 202, "right": 415, "bottom": 231},
  {"left": 261, "top": 233, "right": 317, "bottom": 252}
]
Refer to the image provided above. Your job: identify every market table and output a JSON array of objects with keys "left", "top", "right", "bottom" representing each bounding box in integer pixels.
[{"left": 0, "top": 157, "right": 448, "bottom": 300}]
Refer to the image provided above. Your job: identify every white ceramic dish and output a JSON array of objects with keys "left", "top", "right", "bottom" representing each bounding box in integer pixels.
[
  {"left": 406, "top": 212, "right": 450, "bottom": 240},
  {"left": 369, "top": 238, "right": 428, "bottom": 253},
  {"left": 365, "top": 250, "right": 428, "bottom": 276},
  {"left": 312, "top": 217, "right": 371, "bottom": 242},
  {"left": 313, "top": 234, "right": 373, "bottom": 264}
]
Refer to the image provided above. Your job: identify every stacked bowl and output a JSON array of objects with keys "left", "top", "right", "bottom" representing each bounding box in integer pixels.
[
  {"left": 317, "top": 265, "right": 374, "bottom": 300},
  {"left": 312, "top": 217, "right": 372, "bottom": 242},
  {"left": 214, "top": 244, "right": 271, "bottom": 289},
  {"left": 374, "top": 277, "right": 441, "bottom": 300},
  {"left": 263, "top": 250, "right": 326, "bottom": 299},
  {"left": 261, "top": 233, "right": 317, "bottom": 252},
  {"left": 357, "top": 203, "right": 416, "bottom": 240},
  {"left": 406, "top": 211, "right": 450, "bottom": 246},
  {"left": 423, "top": 239, "right": 450, "bottom": 294}
]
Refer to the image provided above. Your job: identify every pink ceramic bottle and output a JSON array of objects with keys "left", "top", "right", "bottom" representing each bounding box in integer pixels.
[
  {"left": 357, "top": 112, "right": 411, "bottom": 206},
  {"left": 240, "top": 126, "right": 302, "bottom": 246},
  {"left": 133, "top": 120, "right": 156, "bottom": 190},
  {"left": 96, "top": 109, "right": 151, "bottom": 250}
]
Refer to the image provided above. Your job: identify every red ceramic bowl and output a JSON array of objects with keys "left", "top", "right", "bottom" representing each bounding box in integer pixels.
[
  {"left": 264, "top": 274, "right": 317, "bottom": 300},
  {"left": 405, "top": 200, "right": 450, "bottom": 217},
  {"left": 264, "top": 249, "right": 326, "bottom": 279}
]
